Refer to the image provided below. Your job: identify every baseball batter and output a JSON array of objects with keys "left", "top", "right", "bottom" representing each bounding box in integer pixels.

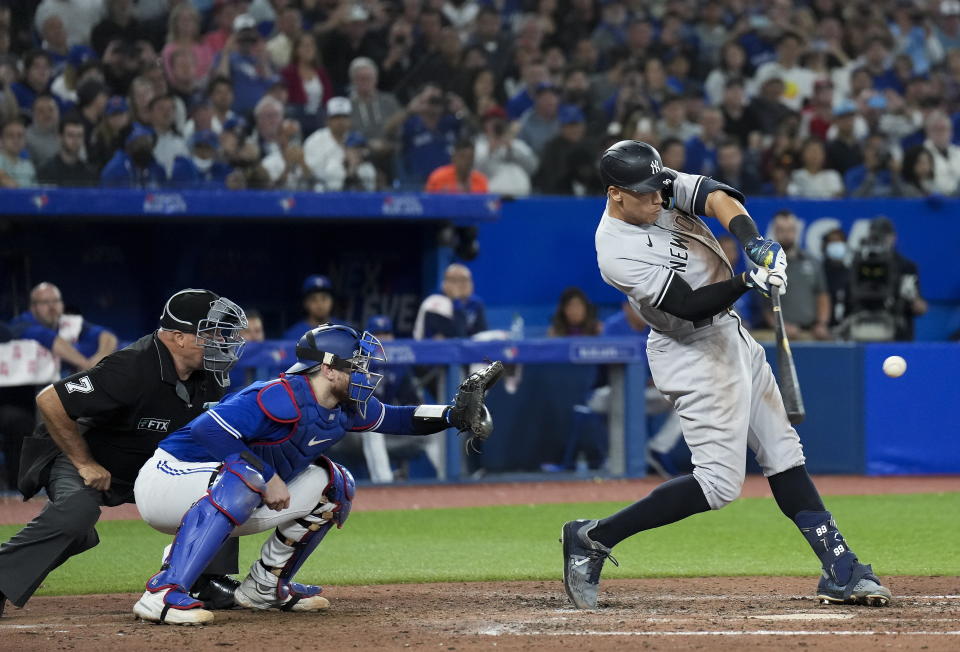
[
  {"left": 561, "top": 140, "right": 891, "bottom": 609},
  {"left": 131, "top": 324, "right": 499, "bottom": 624}
]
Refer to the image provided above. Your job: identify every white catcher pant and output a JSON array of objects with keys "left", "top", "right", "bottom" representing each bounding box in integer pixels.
[
  {"left": 135, "top": 448, "right": 331, "bottom": 537},
  {"left": 647, "top": 313, "right": 805, "bottom": 510}
]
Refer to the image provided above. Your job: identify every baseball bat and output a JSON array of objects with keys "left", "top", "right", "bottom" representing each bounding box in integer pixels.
[{"left": 770, "top": 287, "right": 806, "bottom": 425}]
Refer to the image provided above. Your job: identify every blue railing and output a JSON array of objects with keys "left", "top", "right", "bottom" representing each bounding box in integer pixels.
[{"left": 234, "top": 337, "right": 960, "bottom": 478}]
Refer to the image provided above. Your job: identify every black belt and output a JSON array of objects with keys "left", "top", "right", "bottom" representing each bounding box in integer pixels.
[{"left": 693, "top": 308, "right": 734, "bottom": 329}]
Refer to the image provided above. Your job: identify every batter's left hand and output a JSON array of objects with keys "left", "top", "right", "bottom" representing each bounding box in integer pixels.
[
  {"left": 744, "top": 237, "right": 787, "bottom": 276},
  {"left": 745, "top": 267, "right": 787, "bottom": 298}
]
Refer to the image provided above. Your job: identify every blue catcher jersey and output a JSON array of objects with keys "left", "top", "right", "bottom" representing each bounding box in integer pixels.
[{"left": 159, "top": 374, "right": 386, "bottom": 482}]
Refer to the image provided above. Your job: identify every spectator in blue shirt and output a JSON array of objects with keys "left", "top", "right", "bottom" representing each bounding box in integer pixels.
[
  {"left": 283, "top": 274, "right": 349, "bottom": 340},
  {"left": 100, "top": 123, "right": 167, "bottom": 188},
  {"left": 413, "top": 264, "right": 488, "bottom": 339},
  {"left": 397, "top": 84, "right": 462, "bottom": 189},
  {"left": 506, "top": 60, "right": 549, "bottom": 120},
  {"left": 11, "top": 51, "right": 53, "bottom": 119},
  {"left": 861, "top": 38, "right": 900, "bottom": 93},
  {"left": 844, "top": 134, "right": 899, "bottom": 197},
  {"left": 212, "top": 13, "right": 279, "bottom": 116},
  {"left": 170, "top": 130, "right": 233, "bottom": 189},
  {"left": 685, "top": 107, "right": 725, "bottom": 177},
  {"left": 8, "top": 282, "right": 116, "bottom": 373},
  {"left": 713, "top": 140, "right": 764, "bottom": 196}
]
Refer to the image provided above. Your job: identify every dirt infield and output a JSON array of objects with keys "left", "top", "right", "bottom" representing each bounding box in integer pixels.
[
  {"left": 1, "top": 475, "right": 958, "bottom": 650},
  {"left": 1, "top": 577, "right": 958, "bottom": 651}
]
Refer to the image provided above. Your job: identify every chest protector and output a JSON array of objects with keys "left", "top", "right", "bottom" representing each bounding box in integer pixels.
[{"left": 249, "top": 374, "right": 351, "bottom": 481}]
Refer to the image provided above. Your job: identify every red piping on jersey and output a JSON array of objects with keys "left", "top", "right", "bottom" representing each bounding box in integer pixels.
[
  {"left": 349, "top": 405, "right": 382, "bottom": 431},
  {"left": 257, "top": 379, "right": 301, "bottom": 423}
]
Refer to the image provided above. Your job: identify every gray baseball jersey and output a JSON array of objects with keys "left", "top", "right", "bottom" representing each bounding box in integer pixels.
[
  {"left": 595, "top": 171, "right": 805, "bottom": 509},
  {"left": 596, "top": 171, "right": 737, "bottom": 335}
]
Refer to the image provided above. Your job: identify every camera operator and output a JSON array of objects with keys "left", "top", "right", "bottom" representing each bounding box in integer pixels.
[{"left": 845, "top": 217, "right": 927, "bottom": 341}]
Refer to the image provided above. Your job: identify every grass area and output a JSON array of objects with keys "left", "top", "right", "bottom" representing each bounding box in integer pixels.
[{"left": 1, "top": 492, "right": 958, "bottom": 597}]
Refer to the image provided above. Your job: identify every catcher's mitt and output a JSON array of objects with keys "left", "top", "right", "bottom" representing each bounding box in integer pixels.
[{"left": 448, "top": 361, "right": 504, "bottom": 444}]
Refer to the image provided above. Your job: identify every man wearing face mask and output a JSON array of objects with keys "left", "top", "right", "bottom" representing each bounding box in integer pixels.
[
  {"left": 100, "top": 123, "right": 167, "bottom": 188},
  {"left": 170, "top": 130, "right": 233, "bottom": 189},
  {"left": 821, "top": 228, "right": 851, "bottom": 328},
  {"left": 0, "top": 290, "right": 248, "bottom": 617},
  {"left": 759, "top": 211, "right": 832, "bottom": 341}
]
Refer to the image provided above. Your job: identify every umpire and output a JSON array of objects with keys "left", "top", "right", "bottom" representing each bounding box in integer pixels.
[{"left": 0, "top": 289, "right": 247, "bottom": 616}]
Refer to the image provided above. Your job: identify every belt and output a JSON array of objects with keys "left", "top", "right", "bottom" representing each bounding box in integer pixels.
[
  {"left": 652, "top": 309, "right": 735, "bottom": 335},
  {"left": 693, "top": 308, "right": 734, "bottom": 329}
]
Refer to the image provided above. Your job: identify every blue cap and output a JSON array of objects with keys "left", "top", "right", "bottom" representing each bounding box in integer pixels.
[
  {"left": 68, "top": 45, "right": 97, "bottom": 67},
  {"left": 559, "top": 105, "right": 585, "bottom": 125},
  {"left": 125, "top": 122, "right": 155, "bottom": 146},
  {"left": 833, "top": 99, "right": 858, "bottom": 116},
  {"left": 365, "top": 315, "right": 394, "bottom": 335},
  {"left": 302, "top": 274, "right": 333, "bottom": 297},
  {"left": 191, "top": 129, "right": 219, "bottom": 149},
  {"left": 105, "top": 95, "right": 128, "bottom": 116},
  {"left": 222, "top": 115, "right": 247, "bottom": 132},
  {"left": 345, "top": 131, "right": 367, "bottom": 148}
]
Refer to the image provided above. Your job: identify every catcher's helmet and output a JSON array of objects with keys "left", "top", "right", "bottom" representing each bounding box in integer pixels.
[
  {"left": 599, "top": 140, "right": 676, "bottom": 193},
  {"left": 286, "top": 324, "right": 386, "bottom": 417}
]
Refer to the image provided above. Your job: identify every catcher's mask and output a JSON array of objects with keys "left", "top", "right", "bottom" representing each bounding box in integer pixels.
[
  {"left": 286, "top": 324, "right": 386, "bottom": 417},
  {"left": 160, "top": 289, "right": 248, "bottom": 388}
]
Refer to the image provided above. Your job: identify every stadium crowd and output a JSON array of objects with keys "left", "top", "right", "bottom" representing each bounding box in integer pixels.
[{"left": 0, "top": 0, "right": 957, "bottom": 195}]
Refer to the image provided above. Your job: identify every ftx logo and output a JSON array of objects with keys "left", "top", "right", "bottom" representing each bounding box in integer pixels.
[{"left": 138, "top": 418, "right": 170, "bottom": 433}]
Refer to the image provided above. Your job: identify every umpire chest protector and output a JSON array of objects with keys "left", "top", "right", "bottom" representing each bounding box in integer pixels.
[{"left": 250, "top": 374, "right": 351, "bottom": 481}]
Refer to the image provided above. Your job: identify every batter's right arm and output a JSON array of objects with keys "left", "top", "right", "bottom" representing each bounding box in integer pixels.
[{"left": 705, "top": 190, "right": 786, "bottom": 275}]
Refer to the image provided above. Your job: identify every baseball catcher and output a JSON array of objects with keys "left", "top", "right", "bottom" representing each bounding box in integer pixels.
[{"left": 132, "top": 324, "right": 501, "bottom": 624}]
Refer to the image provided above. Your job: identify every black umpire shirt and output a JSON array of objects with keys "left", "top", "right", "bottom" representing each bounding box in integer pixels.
[{"left": 51, "top": 332, "right": 223, "bottom": 491}]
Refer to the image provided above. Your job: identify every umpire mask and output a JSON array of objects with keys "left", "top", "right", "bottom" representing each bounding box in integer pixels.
[{"left": 161, "top": 290, "right": 248, "bottom": 387}]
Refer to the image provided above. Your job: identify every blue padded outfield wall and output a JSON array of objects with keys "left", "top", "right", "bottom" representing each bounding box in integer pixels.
[{"left": 862, "top": 343, "right": 960, "bottom": 475}]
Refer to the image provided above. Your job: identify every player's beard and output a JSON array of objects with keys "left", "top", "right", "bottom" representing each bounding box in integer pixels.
[{"left": 332, "top": 370, "right": 351, "bottom": 404}]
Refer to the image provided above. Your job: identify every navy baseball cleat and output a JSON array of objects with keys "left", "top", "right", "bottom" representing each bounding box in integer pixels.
[
  {"left": 817, "top": 562, "right": 892, "bottom": 607},
  {"left": 561, "top": 519, "right": 618, "bottom": 609}
]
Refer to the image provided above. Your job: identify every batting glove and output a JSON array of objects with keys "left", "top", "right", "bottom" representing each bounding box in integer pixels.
[
  {"left": 745, "top": 267, "right": 787, "bottom": 298},
  {"left": 744, "top": 237, "right": 787, "bottom": 276}
]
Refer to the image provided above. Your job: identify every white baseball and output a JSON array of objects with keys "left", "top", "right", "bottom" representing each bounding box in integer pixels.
[{"left": 882, "top": 355, "right": 907, "bottom": 378}]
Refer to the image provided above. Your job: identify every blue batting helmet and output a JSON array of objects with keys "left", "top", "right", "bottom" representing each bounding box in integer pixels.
[{"left": 286, "top": 324, "right": 386, "bottom": 417}]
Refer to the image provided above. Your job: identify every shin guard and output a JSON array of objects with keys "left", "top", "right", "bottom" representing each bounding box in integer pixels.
[
  {"left": 144, "top": 454, "right": 266, "bottom": 611},
  {"left": 247, "top": 457, "right": 355, "bottom": 608}
]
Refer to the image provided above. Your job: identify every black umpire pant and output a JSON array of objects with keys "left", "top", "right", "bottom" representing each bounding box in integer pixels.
[{"left": 0, "top": 453, "right": 238, "bottom": 607}]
